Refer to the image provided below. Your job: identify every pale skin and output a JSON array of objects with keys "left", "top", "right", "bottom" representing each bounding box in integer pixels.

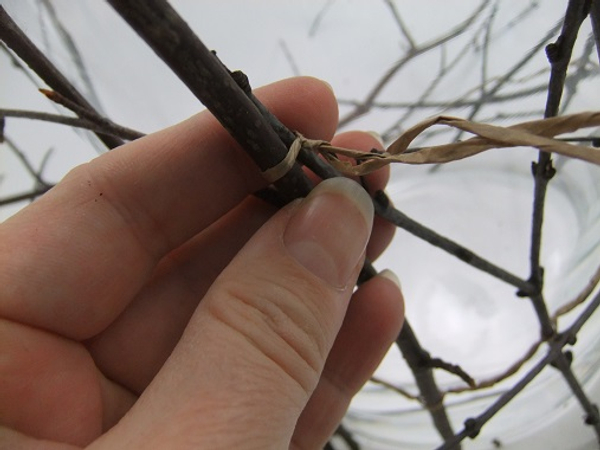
[{"left": 0, "top": 77, "right": 404, "bottom": 449}]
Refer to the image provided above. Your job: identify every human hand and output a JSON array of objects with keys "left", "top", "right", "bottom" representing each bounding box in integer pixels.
[{"left": 0, "top": 77, "right": 404, "bottom": 449}]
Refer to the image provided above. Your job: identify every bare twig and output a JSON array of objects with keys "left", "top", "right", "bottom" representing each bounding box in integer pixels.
[
  {"left": 396, "top": 321, "right": 458, "bottom": 444},
  {"left": 383, "top": 0, "right": 417, "bottom": 51},
  {"left": 308, "top": 0, "right": 335, "bottom": 37},
  {"left": 0, "top": 108, "right": 144, "bottom": 141},
  {"left": 446, "top": 340, "right": 543, "bottom": 395},
  {"left": 339, "top": 84, "right": 549, "bottom": 112},
  {"left": 437, "top": 287, "right": 600, "bottom": 449},
  {"left": 528, "top": 0, "right": 589, "bottom": 342},
  {"left": 0, "top": 7, "right": 123, "bottom": 150},
  {"left": 452, "top": 21, "right": 562, "bottom": 144},
  {"left": 591, "top": 0, "right": 600, "bottom": 64},
  {"left": 39, "top": 0, "right": 105, "bottom": 111},
  {"left": 339, "top": 0, "right": 491, "bottom": 127},
  {"left": 552, "top": 351, "right": 600, "bottom": 442},
  {"left": 278, "top": 39, "right": 301, "bottom": 76},
  {"left": 232, "top": 72, "right": 537, "bottom": 296},
  {"left": 3, "top": 136, "right": 51, "bottom": 188},
  {"left": 552, "top": 263, "right": 600, "bottom": 324},
  {"left": 374, "top": 192, "right": 534, "bottom": 294},
  {"left": 107, "top": 0, "right": 314, "bottom": 202},
  {"left": 0, "top": 186, "right": 53, "bottom": 206},
  {"left": 369, "top": 376, "right": 421, "bottom": 401}
]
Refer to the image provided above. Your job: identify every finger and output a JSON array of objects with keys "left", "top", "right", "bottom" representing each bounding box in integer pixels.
[
  {"left": 0, "top": 77, "right": 338, "bottom": 340},
  {"left": 330, "top": 131, "right": 390, "bottom": 194},
  {"left": 291, "top": 271, "right": 404, "bottom": 449},
  {"left": 85, "top": 196, "right": 276, "bottom": 393},
  {"left": 89, "top": 133, "right": 395, "bottom": 394},
  {"left": 330, "top": 131, "right": 395, "bottom": 260},
  {"left": 89, "top": 178, "right": 374, "bottom": 449}
]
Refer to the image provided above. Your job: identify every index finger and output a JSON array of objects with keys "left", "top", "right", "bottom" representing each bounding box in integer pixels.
[{"left": 0, "top": 77, "right": 338, "bottom": 340}]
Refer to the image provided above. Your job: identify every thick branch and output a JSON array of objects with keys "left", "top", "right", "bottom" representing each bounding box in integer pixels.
[
  {"left": 106, "top": 1, "right": 463, "bottom": 444},
  {"left": 107, "top": 0, "right": 312, "bottom": 202}
]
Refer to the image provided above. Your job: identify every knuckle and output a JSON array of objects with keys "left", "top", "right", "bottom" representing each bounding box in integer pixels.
[{"left": 207, "top": 272, "right": 331, "bottom": 393}]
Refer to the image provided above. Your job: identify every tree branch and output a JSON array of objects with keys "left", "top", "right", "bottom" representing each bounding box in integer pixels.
[
  {"left": 396, "top": 321, "right": 458, "bottom": 444},
  {"left": 0, "top": 7, "right": 123, "bottom": 150},
  {"left": 528, "top": 0, "right": 589, "bottom": 342},
  {"left": 0, "top": 186, "right": 53, "bottom": 206},
  {"left": 0, "top": 108, "right": 144, "bottom": 141},
  {"left": 373, "top": 191, "right": 534, "bottom": 294},
  {"left": 436, "top": 287, "right": 600, "bottom": 449},
  {"left": 339, "top": 0, "right": 491, "bottom": 128},
  {"left": 107, "top": 0, "right": 314, "bottom": 202},
  {"left": 105, "top": 1, "right": 464, "bottom": 445}
]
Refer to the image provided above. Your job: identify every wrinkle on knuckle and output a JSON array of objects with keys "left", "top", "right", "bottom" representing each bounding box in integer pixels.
[{"left": 206, "top": 274, "right": 331, "bottom": 394}]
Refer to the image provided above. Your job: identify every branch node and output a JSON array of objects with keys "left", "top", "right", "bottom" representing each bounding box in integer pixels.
[
  {"left": 463, "top": 417, "right": 480, "bottom": 439},
  {"left": 531, "top": 160, "right": 556, "bottom": 180},
  {"left": 545, "top": 37, "right": 564, "bottom": 63},
  {"left": 585, "top": 404, "right": 600, "bottom": 425},
  {"left": 374, "top": 190, "right": 390, "bottom": 209},
  {"left": 551, "top": 350, "right": 573, "bottom": 369},
  {"left": 231, "top": 70, "right": 252, "bottom": 94}
]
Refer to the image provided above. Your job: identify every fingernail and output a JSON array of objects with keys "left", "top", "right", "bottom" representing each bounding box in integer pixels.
[
  {"left": 284, "top": 178, "right": 374, "bottom": 288},
  {"left": 379, "top": 269, "right": 402, "bottom": 291}
]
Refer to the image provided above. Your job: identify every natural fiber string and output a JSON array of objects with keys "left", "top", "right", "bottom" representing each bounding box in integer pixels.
[
  {"left": 261, "top": 132, "right": 329, "bottom": 183},
  {"left": 261, "top": 112, "right": 600, "bottom": 183}
]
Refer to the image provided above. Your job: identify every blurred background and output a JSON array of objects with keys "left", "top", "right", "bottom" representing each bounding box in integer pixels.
[{"left": 2, "top": 1, "right": 600, "bottom": 449}]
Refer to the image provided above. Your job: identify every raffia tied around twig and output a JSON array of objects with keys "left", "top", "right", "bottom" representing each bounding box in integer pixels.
[{"left": 262, "top": 111, "right": 600, "bottom": 182}]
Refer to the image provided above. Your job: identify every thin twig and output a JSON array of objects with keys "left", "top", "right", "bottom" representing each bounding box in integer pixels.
[
  {"left": 3, "top": 136, "right": 51, "bottom": 188},
  {"left": 552, "top": 351, "right": 600, "bottom": 442},
  {"left": 529, "top": 0, "right": 589, "bottom": 342},
  {"left": 339, "top": 0, "right": 492, "bottom": 127},
  {"left": 379, "top": 14, "right": 487, "bottom": 143},
  {"left": 446, "top": 340, "right": 543, "bottom": 394},
  {"left": 0, "top": 186, "right": 53, "bottom": 206},
  {"left": 591, "top": 0, "right": 600, "bottom": 64},
  {"left": 278, "top": 39, "right": 301, "bottom": 76},
  {"left": 0, "top": 7, "right": 123, "bottom": 150},
  {"left": 373, "top": 192, "right": 534, "bottom": 294},
  {"left": 308, "top": 0, "right": 335, "bottom": 37},
  {"left": 338, "top": 84, "right": 551, "bottom": 111},
  {"left": 383, "top": 0, "right": 417, "bottom": 51},
  {"left": 106, "top": 1, "right": 467, "bottom": 444},
  {"left": 436, "top": 287, "right": 600, "bottom": 449},
  {"left": 39, "top": 0, "right": 105, "bottom": 111},
  {"left": 107, "top": 0, "right": 313, "bottom": 203},
  {"left": 240, "top": 76, "right": 537, "bottom": 294},
  {"left": 0, "top": 108, "right": 144, "bottom": 141},
  {"left": 552, "top": 263, "right": 600, "bottom": 324},
  {"left": 396, "top": 321, "right": 458, "bottom": 444},
  {"left": 452, "top": 19, "right": 562, "bottom": 144},
  {"left": 369, "top": 376, "right": 421, "bottom": 402}
]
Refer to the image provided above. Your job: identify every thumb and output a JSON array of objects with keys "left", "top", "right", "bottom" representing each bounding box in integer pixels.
[{"left": 92, "top": 178, "right": 374, "bottom": 449}]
